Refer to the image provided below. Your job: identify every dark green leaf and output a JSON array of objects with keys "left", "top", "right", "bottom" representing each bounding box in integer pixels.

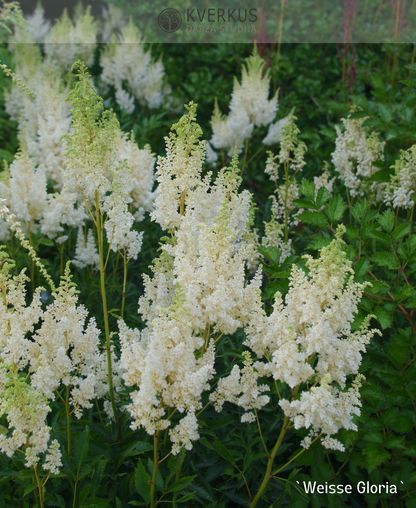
[
  {"left": 392, "top": 224, "right": 411, "bottom": 243},
  {"left": 299, "top": 179, "right": 315, "bottom": 201},
  {"left": 324, "top": 195, "right": 347, "bottom": 222},
  {"left": 365, "top": 444, "right": 391, "bottom": 473},
  {"left": 378, "top": 210, "right": 395, "bottom": 232},
  {"left": 373, "top": 307, "right": 392, "bottom": 329},
  {"left": 298, "top": 211, "right": 328, "bottom": 227},
  {"left": 213, "top": 439, "right": 236, "bottom": 466},
  {"left": 292, "top": 198, "right": 317, "bottom": 210},
  {"left": 305, "top": 236, "right": 331, "bottom": 251},
  {"left": 315, "top": 186, "right": 332, "bottom": 208},
  {"left": 134, "top": 459, "right": 151, "bottom": 504},
  {"left": 166, "top": 475, "right": 196, "bottom": 493},
  {"left": 354, "top": 258, "right": 371, "bottom": 278},
  {"left": 370, "top": 252, "right": 399, "bottom": 270},
  {"left": 368, "top": 170, "right": 390, "bottom": 183}
]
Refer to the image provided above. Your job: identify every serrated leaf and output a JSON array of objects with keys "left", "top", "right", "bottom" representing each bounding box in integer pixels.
[
  {"left": 371, "top": 252, "right": 399, "bottom": 270},
  {"left": 352, "top": 95, "right": 368, "bottom": 111},
  {"left": 324, "top": 195, "right": 347, "bottom": 222},
  {"left": 368, "top": 230, "right": 390, "bottom": 245},
  {"left": 166, "top": 475, "right": 196, "bottom": 493},
  {"left": 315, "top": 186, "right": 332, "bottom": 208},
  {"left": 351, "top": 200, "right": 369, "bottom": 222},
  {"left": 378, "top": 210, "right": 395, "bottom": 232},
  {"left": 40, "top": 237, "right": 54, "bottom": 246},
  {"left": 387, "top": 338, "right": 410, "bottom": 369},
  {"left": 23, "top": 483, "right": 38, "bottom": 497},
  {"left": 258, "top": 246, "right": 282, "bottom": 266},
  {"left": 135, "top": 459, "right": 151, "bottom": 504},
  {"left": 187, "top": 484, "right": 214, "bottom": 502},
  {"left": 0, "top": 148, "right": 13, "bottom": 163},
  {"left": 400, "top": 78, "right": 416, "bottom": 87},
  {"left": 392, "top": 223, "right": 410, "bottom": 243},
  {"left": 382, "top": 409, "right": 413, "bottom": 433},
  {"left": 305, "top": 236, "right": 331, "bottom": 251},
  {"left": 367, "top": 280, "right": 390, "bottom": 294},
  {"left": 383, "top": 436, "right": 406, "bottom": 449},
  {"left": 121, "top": 441, "right": 153, "bottom": 459},
  {"left": 292, "top": 198, "right": 317, "bottom": 210},
  {"left": 349, "top": 111, "right": 369, "bottom": 119},
  {"left": 345, "top": 224, "right": 359, "bottom": 240},
  {"left": 213, "top": 439, "right": 236, "bottom": 466},
  {"left": 354, "top": 258, "right": 371, "bottom": 278},
  {"left": 298, "top": 211, "right": 328, "bottom": 226},
  {"left": 263, "top": 280, "right": 289, "bottom": 299},
  {"left": 74, "top": 426, "right": 90, "bottom": 475},
  {"left": 299, "top": 179, "right": 315, "bottom": 201},
  {"left": 373, "top": 307, "right": 392, "bottom": 329},
  {"left": 393, "top": 286, "right": 415, "bottom": 301},
  {"left": 378, "top": 103, "right": 393, "bottom": 123},
  {"left": 175, "top": 493, "right": 196, "bottom": 502},
  {"left": 365, "top": 443, "right": 391, "bottom": 473}
]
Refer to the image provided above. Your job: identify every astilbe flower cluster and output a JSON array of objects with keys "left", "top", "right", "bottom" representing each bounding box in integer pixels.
[
  {"left": 332, "top": 112, "right": 385, "bottom": 198},
  {"left": 100, "top": 20, "right": 170, "bottom": 111},
  {"left": 0, "top": 248, "right": 109, "bottom": 473},
  {"left": 261, "top": 116, "right": 307, "bottom": 263},
  {"left": 211, "top": 48, "right": 278, "bottom": 156},
  {"left": 62, "top": 62, "right": 152, "bottom": 262},
  {"left": 211, "top": 227, "right": 380, "bottom": 451},
  {"left": 43, "top": 7, "right": 98, "bottom": 71},
  {"left": 119, "top": 104, "right": 262, "bottom": 454},
  {"left": 384, "top": 143, "right": 416, "bottom": 209},
  {"left": 4, "top": 8, "right": 157, "bottom": 250}
]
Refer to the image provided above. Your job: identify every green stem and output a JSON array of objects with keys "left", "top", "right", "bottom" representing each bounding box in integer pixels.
[
  {"left": 241, "top": 137, "right": 250, "bottom": 177},
  {"left": 249, "top": 415, "right": 290, "bottom": 508},
  {"left": 95, "top": 191, "right": 118, "bottom": 438},
  {"left": 284, "top": 162, "right": 289, "bottom": 243},
  {"left": 66, "top": 385, "right": 71, "bottom": 454},
  {"left": 33, "top": 465, "right": 44, "bottom": 508},
  {"left": 150, "top": 431, "right": 160, "bottom": 508},
  {"left": 121, "top": 250, "right": 128, "bottom": 320}
]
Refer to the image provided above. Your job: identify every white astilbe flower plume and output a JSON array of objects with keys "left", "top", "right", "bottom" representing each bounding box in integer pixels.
[
  {"left": 0, "top": 249, "right": 60, "bottom": 472},
  {"left": 217, "top": 226, "right": 379, "bottom": 450},
  {"left": 73, "top": 228, "right": 99, "bottom": 269},
  {"left": 64, "top": 62, "right": 145, "bottom": 260},
  {"left": 210, "top": 351, "right": 270, "bottom": 423},
  {"left": 332, "top": 112, "right": 385, "bottom": 198},
  {"left": 211, "top": 48, "right": 278, "bottom": 156},
  {"left": 115, "top": 133, "right": 156, "bottom": 221},
  {"left": 25, "top": 5, "right": 51, "bottom": 44},
  {"left": 100, "top": 20, "right": 170, "bottom": 109},
  {"left": 119, "top": 104, "right": 261, "bottom": 454},
  {"left": 44, "top": 7, "right": 98, "bottom": 71},
  {"left": 29, "top": 264, "right": 110, "bottom": 418},
  {"left": 384, "top": 144, "right": 416, "bottom": 209},
  {"left": 0, "top": 149, "right": 48, "bottom": 237},
  {"left": 314, "top": 162, "right": 336, "bottom": 197},
  {"left": 4, "top": 51, "right": 72, "bottom": 190}
]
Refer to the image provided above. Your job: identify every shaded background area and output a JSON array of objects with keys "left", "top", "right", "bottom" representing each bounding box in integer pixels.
[{"left": 16, "top": 0, "right": 107, "bottom": 20}]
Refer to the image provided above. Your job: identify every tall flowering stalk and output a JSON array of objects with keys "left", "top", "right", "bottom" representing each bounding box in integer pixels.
[
  {"left": 119, "top": 103, "right": 261, "bottom": 506},
  {"left": 63, "top": 61, "right": 142, "bottom": 431},
  {"left": 210, "top": 226, "right": 380, "bottom": 506},
  {"left": 261, "top": 115, "right": 306, "bottom": 264}
]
